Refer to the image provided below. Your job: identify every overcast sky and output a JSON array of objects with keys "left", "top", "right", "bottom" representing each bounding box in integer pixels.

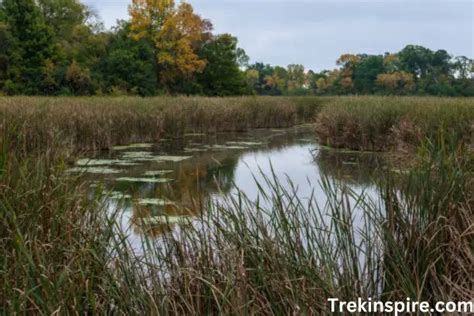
[{"left": 84, "top": 0, "right": 474, "bottom": 71}]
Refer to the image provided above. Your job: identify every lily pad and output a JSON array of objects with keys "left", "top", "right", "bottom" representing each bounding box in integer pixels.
[
  {"left": 121, "top": 151, "right": 154, "bottom": 158},
  {"left": 113, "top": 161, "right": 141, "bottom": 166},
  {"left": 209, "top": 144, "right": 249, "bottom": 150},
  {"left": 67, "top": 167, "right": 122, "bottom": 174},
  {"left": 116, "top": 177, "right": 174, "bottom": 183},
  {"left": 121, "top": 152, "right": 162, "bottom": 162},
  {"left": 342, "top": 161, "right": 358, "bottom": 165},
  {"left": 183, "top": 147, "right": 208, "bottom": 153},
  {"left": 226, "top": 141, "right": 263, "bottom": 146},
  {"left": 140, "top": 216, "right": 192, "bottom": 226},
  {"left": 143, "top": 170, "right": 174, "bottom": 177},
  {"left": 76, "top": 159, "right": 122, "bottom": 166},
  {"left": 154, "top": 156, "right": 192, "bottom": 162},
  {"left": 106, "top": 191, "right": 132, "bottom": 200},
  {"left": 298, "top": 138, "right": 314, "bottom": 143},
  {"left": 136, "top": 198, "right": 175, "bottom": 206},
  {"left": 112, "top": 143, "right": 153, "bottom": 150}
]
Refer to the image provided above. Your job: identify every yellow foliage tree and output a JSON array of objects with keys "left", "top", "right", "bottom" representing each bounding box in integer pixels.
[
  {"left": 129, "top": 0, "right": 175, "bottom": 40},
  {"left": 316, "top": 70, "right": 340, "bottom": 93},
  {"left": 376, "top": 71, "right": 415, "bottom": 93},
  {"left": 336, "top": 54, "right": 360, "bottom": 91},
  {"left": 264, "top": 73, "right": 285, "bottom": 91},
  {"left": 129, "top": 0, "right": 212, "bottom": 90}
]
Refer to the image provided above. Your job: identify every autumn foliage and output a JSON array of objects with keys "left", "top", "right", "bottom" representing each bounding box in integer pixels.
[{"left": 130, "top": 0, "right": 211, "bottom": 89}]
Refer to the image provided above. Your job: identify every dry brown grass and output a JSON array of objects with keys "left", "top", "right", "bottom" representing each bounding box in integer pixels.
[
  {"left": 315, "top": 96, "right": 474, "bottom": 152},
  {"left": 0, "top": 96, "right": 324, "bottom": 153}
]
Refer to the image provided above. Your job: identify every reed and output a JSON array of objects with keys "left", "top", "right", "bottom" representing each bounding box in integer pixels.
[
  {"left": 0, "top": 96, "right": 324, "bottom": 153},
  {"left": 1, "top": 96, "right": 472, "bottom": 314},
  {"left": 1, "top": 132, "right": 471, "bottom": 314},
  {"left": 314, "top": 96, "right": 474, "bottom": 152}
]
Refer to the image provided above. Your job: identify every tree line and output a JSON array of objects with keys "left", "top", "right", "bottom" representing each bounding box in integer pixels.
[{"left": 0, "top": 0, "right": 472, "bottom": 97}]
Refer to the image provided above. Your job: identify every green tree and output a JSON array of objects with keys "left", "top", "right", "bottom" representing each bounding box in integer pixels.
[
  {"left": 197, "top": 34, "right": 248, "bottom": 96},
  {"left": 0, "top": 0, "right": 56, "bottom": 94},
  {"left": 0, "top": 22, "right": 16, "bottom": 93},
  {"left": 352, "top": 55, "right": 385, "bottom": 94},
  {"left": 398, "top": 45, "right": 434, "bottom": 79},
  {"left": 99, "top": 21, "right": 157, "bottom": 96},
  {"left": 37, "top": 0, "right": 90, "bottom": 40}
]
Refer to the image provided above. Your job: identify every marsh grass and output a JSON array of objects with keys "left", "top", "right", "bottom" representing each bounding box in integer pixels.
[
  {"left": 0, "top": 96, "right": 324, "bottom": 153},
  {"left": 1, "top": 96, "right": 473, "bottom": 314},
  {"left": 315, "top": 96, "right": 474, "bottom": 152},
  {"left": 1, "top": 131, "right": 472, "bottom": 314}
]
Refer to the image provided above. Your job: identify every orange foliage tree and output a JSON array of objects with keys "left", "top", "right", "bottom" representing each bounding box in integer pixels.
[{"left": 129, "top": 0, "right": 212, "bottom": 90}]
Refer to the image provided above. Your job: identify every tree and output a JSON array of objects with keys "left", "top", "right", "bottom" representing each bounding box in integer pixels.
[
  {"left": 129, "top": 0, "right": 212, "bottom": 92},
  {"left": 65, "top": 60, "right": 93, "bottom": 95},
  {"left": 316, "top": 70, "right": 340, "bottom": 94},
  {"left": 376, "top": 71, "right": 415, "bottom": 94},
  {"left": 336, "top": 54, "right": 361, "bottom": 93},
  {"left": 0, "top": 0, "right": 56, "bottom": 94},
  {"left": 156, "top": 3, "right": 211, "bottom": 90},
  {"left": 0, "top": 22, "right": 16, "bottom": 92},
  {"left": 398, "top": 45, "right": 434, "bottom": 79},
  {"left": 197, "top": 34, "right": 248, "bottom": 96},
  {"left": 245, "top": 69, "right": 259, "bottom": 94},
  {"left": 99, "top": 21, "right": 157, "bottom": 96},
  {"left": 247, "top": 63, "right": 277, "bottom": 95},
  {"left": 454, "top": 56, "right": 473, "bottom": 79},
  {"left": 352, "top": 55, "right": 385, "bottom": 94},
  {"left": 37, "top": 0, "right": 89, "bottom": 40}
]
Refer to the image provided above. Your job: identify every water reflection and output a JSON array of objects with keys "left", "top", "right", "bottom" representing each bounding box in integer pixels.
[
  {"left": 79, "top": 125, "right": 385, "bottom": 243},
  {"left": 315, "top": 148, "right": 387, "bottom": 187}
]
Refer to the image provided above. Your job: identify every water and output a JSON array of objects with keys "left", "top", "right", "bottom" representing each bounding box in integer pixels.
[{"left": 72, "top": 125, "right": 387, "bottom": 247}]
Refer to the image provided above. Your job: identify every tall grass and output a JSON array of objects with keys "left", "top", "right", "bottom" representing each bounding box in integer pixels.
[
  {"left": 0, "top": 96, "right": 324, "bottom": 153},
  {"left": 1, "top": 131, "right": 472, "bottom": 313},
  {"left": 1, "top": 96, "right": 472, "bottom": 313},
  {"left": 315, "top": 96, "right": 474, "bottom": 151}
]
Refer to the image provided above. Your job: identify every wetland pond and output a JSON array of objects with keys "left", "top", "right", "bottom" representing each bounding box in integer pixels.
[{"left": 70, "top": 125, "right": 388, "bottom": 251}]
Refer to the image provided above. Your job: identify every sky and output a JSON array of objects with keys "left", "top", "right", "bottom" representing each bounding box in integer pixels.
[{"left": 84, "top": 0, "right": 474, "bottom": 71}]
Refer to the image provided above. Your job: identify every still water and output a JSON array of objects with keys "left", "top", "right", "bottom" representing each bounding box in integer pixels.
[{"left": 72, "top": 125, "right": 386, "bottom": 247}]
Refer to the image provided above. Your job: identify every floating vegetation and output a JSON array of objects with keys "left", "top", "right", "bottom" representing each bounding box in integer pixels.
[
  {"left": 226, "top": 141, "right": 263, "bottom": 146},
  {"left": 184, "top": 133, "right": 206, "bottom": 137},
  {"left": 113, "top": 161, "right": 141, "bottom": 167},
  {"left": 67, "top": 167, "right": 122, "bottom": 174},
  {"left": 342, "top": 161, "right": 358, "bottom": 165},
  {"left": 116, "top": 177, "right": 173, "bottom": 183},
  {"left": 136, "top": 198, "right": 175, "bottom": 206},
  {"left": 140, "top": 216, "right": 192, "bottom": 226},
  {"left": 112, "top": 143, "right": 154, "bottom": 151},
  {"left": 121, "top": 151, "right": 154, "bottom": 158},
  {"left": 183, "top": 148, "right": 208, "bottom": 153},
  {"left": 298, "top": 138, "right": 315, "bottom": 143},
  {"left": 120, "top": 152, "right": 161, "bottom": 162},
  {"left": 206, "top": 144, "right": 249, "bottom": 150},
  {"left": 143, "top": 170, "right": 174, "bottom": 177},
  {"left": 76, "top": 159, "right": 122, "bottom": 166},
  {"left": 154, "top": 156, "right": 192, "bottom": 162},
  {"left": 106, "top": 191, "right": 132, "bottom": 200}
]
